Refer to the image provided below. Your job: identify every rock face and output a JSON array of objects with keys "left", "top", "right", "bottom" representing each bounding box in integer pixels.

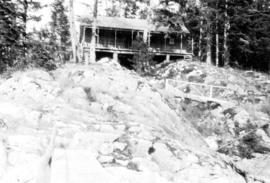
[
  {"left": 0, "top": 62, "right": 247, "bottom": 183},
  {"left": 154, "top": 60, "right": 270, "bottom": 182},
  {"left": 156, "top": 60, "right": 270, "bottom": 102},
  {"left": 236, "top": 154, "right": 270, "bottom": 183}
]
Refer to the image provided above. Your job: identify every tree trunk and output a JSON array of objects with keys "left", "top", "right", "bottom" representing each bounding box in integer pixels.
[
  {"left": 198, "top": 18, "right": 202, "bottom": 59},
  {"left": 22, "top": 0, "right": 29, "bottom": 64},
  {"left": 206, "top": 31, "right": 211, "bottom": 65},
  {"left": 223, "top": 0, "right": 229, "bottom": 66},
  {"left": 195, "top": 0, "right": 202, "bottom": 60},
  {"left": 191, "top": 36, "right": 194, "bottom": 55},
  {"left": 216, "top": 33, "right": 219, "bottom": 66},
  {"left": 22, "top": 0, "right": 28, "bottom": 37},
  {"left": 88, "top": 0, "right": 98, "bottom": 64},
  {"left": 69, "top": 0, "right": 78, "bottom": 63},
  {"left": 215, "top": 1, "right": 219, "bottom": 66}
]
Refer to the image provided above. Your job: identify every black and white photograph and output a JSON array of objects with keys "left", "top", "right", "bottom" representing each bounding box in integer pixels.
[{"left": 0, "top": 0, "right": 270, "bottom": 182}]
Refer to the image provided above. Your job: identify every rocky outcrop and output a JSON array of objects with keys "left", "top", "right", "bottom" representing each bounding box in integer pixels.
[
  {"left": 236, "top": 154, "right": 270, "bottom": 183},
  {"left": 0, "top": 61, "right": 247, "bottom": 183},
  {"left": 153, "top": 60, "right": 270, "bottom": 182}
]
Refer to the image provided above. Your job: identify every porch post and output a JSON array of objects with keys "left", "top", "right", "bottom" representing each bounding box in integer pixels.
[
  {"left": 82, "top": 26, "right": 86, "bottom": 63},
  {"left": 143, "top": 29, "right": 148, "bottom": 43},
  {"left": 97, "top": 28, "right": 99, "bottom": 47},
  {"left": 131, "top": 30, "right": 134, "bottom": 47},
  {"left": 191, "top": 36, "right": 194, "bottom": 54},
  {"left": 113, "top": 51, "right": 118, "bottom": 62},
  {"left": 148, "top": 32, "right": 151, "bottom": 46},
  {"left": 85, "top": 51, "right": 89, "bottom": 64},
  {"left": 166, "top": 54, "right": 170, "bottom": 62},
  {"left": 114, "top": 30, "right": 117, "bottom": 48},
  {"left": 180, "top": 34, "right": 183, "bottom": 52},
  {"left": 164, "top": 36, "right": 167, "bottom": 51},
  {"left": 82, "top": 26, "right": 86, "bottom": 45}
]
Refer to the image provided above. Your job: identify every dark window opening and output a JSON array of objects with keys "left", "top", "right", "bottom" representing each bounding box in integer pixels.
[
  {"left": 119, "top": 53, "right": 134, "bottom": 70},
  {"left": 153, "top": 55, "right": 166, "bottom": 64},
  {"left": 170, "top": 55, "right": 184, "bottom": 61},
  {"left": 96, "top": 51, "right": 113, "bottom": 61}
]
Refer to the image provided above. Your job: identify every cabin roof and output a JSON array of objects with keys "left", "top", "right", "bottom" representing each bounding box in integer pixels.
[{"left": 79, "top": 16, "right": 189, "bottom": 33}]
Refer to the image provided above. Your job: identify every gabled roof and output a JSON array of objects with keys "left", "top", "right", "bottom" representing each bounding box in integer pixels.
[{"left": 79, "top": 16, "right": 189, "bottom": 33}]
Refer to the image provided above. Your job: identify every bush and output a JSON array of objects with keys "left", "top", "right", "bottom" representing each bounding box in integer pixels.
[
  {"left": 27, "top": 41, "right": 57, "bottom": 71},
  {"left": 218, "top": 123, "right": 260, "bottom": 159},
  {"left": 130, "top": 36, "right": 154, "bottom": 75},
  {"left": 238, "top": 132, "right": 258, "bottom": 158},
  {"left": 1, "top": 40, "right": 58, "bottom": 75},
  {"left": 29, "top": 41, "right": 57, "bottom": 71}
]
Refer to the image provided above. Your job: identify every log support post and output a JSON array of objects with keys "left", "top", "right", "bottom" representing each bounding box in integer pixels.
[
  {"left": 131, "top": 30, "right": 134, "bottom": 47},
  {"left": 113, "top": 51, "right": 118, "bottom": 62},
  {"left": 114, "top": 30, "right": 117, "bottom": 48},
  {"left": 180, "top": 34, "right": 183, "bottom": 52},
  {"left": 166, "top": 54, "right": 170, "bottom": 62}
]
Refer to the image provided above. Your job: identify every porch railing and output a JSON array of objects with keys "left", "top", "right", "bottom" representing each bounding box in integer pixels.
[{"left": 83, "top": 40, "right": 132, "bottom": 50}]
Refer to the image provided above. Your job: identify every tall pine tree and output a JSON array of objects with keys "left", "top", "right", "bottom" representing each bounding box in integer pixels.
[
  {"left": 0, "top": 0, "right": 25, "bottom": 72},
  {"left": 51, "top": 0, "right": 70, "bottom": 47},
  {"left": 228, "top": 0, "right": 270, "bottom": 71},
  {"left": 50, "top": 0, "right": 70, "bottom": 63}
]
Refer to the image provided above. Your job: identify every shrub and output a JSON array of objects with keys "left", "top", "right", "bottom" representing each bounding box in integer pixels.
[
  {"left": 218, "top": 123, "right": 260, "bottom": 159},
  {"left": 27, "top": 41, "right": 57, "bottom": 71},
  {"left": 130, "top": 36, "right": 154, "bottom": 75}
]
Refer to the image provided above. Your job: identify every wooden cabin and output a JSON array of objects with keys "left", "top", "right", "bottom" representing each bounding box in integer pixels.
[{"left": 79, "top": 16, "right": 192, "bottom": 66}]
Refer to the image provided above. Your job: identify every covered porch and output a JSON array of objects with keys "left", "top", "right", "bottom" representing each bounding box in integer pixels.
[
  {"left": 80, "top": 26, "right": 189, "bottom": 54},
  {"left": 80, "top": 26, "right": 143, "bottom": 51}
]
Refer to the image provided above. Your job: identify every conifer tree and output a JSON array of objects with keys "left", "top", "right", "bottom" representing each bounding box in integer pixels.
[
  {"left": 227, "top": 0, "right": 270, "bottom": 71},
  {"left": 51, "top": 0, "right": 70, "bottom": 62},
  {"left": 105, "top": 0, "right": 120, "bottom": 17},
  {"left": 0, "top": 0, "right": 24, "bottom": 72},
  {"left": 16, "top": 0, "right": 41, "bottom": 37},
  {"left": 51, "top": 0, "right": 70, "bottom": 46},
  {"left": 155, "top": 0, "right": 270, "bottom": 71}
]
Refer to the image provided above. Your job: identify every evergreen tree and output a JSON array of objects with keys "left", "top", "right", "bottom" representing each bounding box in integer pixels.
[
  {"left": 51, "top": 0, "right": 70, "bottom": 46},
  {"left": 0, "top": 0, "right": 57, "bottom": 72},
  {"left": 105, "top": 0, "right": 121, "bottom": 17},
  {"left": 155, "top": 0, "right": 270, "bottom": 72},
  {"left": 108, "top": 0, "right": 149, "bottom": 19},
  {"left": 16, "top": 0, "right": 41, "bottom": 37},
  {"left": 228, "top": 0, "right": 270, "bottom": 71},
  {"left": 154, "top": 0, "right": 187, "bottom": 28},
  {"left": 131, "top": 34, "right": 154, "bottom": 75},
  {"left": 123, "top": 0, "right": 139, "bottom": 18},
  {"left": 50, "top": 0, "right": 70, "bottom": 63},
  {"left": 0, "top": 0, "right": 24, "bottom": 72}
]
